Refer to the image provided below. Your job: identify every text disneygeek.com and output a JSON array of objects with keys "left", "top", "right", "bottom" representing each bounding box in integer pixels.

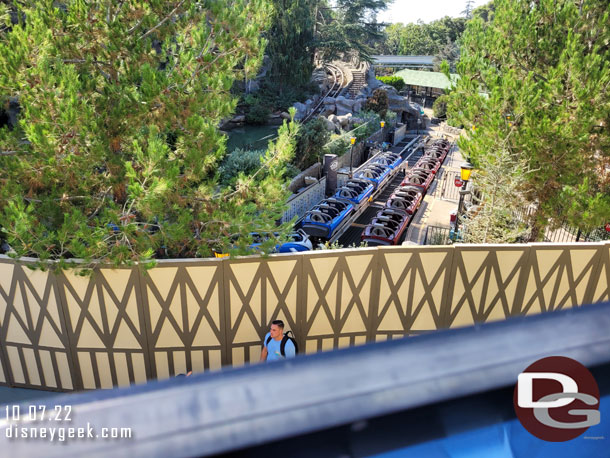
[{"left": 3, "top": 405, "right": 132, "bottom": 442}]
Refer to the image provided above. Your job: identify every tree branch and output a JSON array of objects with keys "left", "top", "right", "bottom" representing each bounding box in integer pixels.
[
  {"left": 127, "top": 17, "right": 145, "bottom": 35},
  {"left": 88, "top": 187, "right": 113, "bottom": 220},
  {"left": 138, "top": 0, "right": 186, "bottom": 41},
  {"left": 112, "top": 0, "right": 126, "bottom": 23},
  {"left": 63, "top": 59, "right": 112, "bottom": 66},
  {"left": 511, "top": 49, "right": 549, "bottom": 84}
]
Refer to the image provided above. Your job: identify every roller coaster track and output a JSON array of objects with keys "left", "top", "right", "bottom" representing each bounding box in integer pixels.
[
  {"left": 301, "top": 63, "right": 346, "bottom": 123},
  {"left": 328, "top": 136, "right": 423, "bottom": 245}
]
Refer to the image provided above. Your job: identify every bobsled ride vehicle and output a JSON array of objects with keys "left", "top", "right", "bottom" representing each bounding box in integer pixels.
[
  {"left": 413, "top": 156, "right": 442, "bottom": 174},
  {"left": 401, "top": 168, "right": 435, "bottom": 192},
  {"left": 361, "top": 208, "right": 411, "bottom": 246},
  {"left": 301, "top": 198, "right": 354, "bottom": 239},
  {"left": 386, "top": 185, "right": 423, "bottom": 214},
  {"left": 423, "top": 147, "right": 448, "bottom": 164},
  {"left": 333, "top": 178, "right": 374, "bottom": 205},
  {"left": 354, "top": 164, "right": 391, "bottom": 188},
  {"left": 370, "top": 152, "right": 403, "bottom": 170},
  {"left": 217, "top": 230, "right": 313, "bottom": 256},
  {"left": 274, "top": 229, "right": 313, "bottom": 253},
  {"left": 423, "top": 139, "right": 451, "bottom": 162},
  {"left": 430, "top": 138, "right": 450, "bottom": 150}
]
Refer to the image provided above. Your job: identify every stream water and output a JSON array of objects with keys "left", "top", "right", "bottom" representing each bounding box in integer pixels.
[{"left": 225, "top": 124, "right": 280, "bottom": 152}]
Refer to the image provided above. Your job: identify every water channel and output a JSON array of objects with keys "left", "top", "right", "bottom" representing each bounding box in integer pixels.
[{"left": 225, "top": 124, "right": 280, "bottom": 152}]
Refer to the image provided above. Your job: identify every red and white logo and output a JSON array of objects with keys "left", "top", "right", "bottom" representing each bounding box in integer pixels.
[{"left": 513, "top": 356, "right": 600, "bottom": 442}]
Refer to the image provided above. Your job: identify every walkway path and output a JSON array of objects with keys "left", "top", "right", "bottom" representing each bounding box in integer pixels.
[{"left": 404, "top": 112, "right": 465, "bottom": 244}]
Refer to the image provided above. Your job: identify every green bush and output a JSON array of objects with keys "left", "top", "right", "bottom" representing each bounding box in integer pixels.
[
  {"left": 250, "top": 80, "right": 319, "bottom": 113},
  {"left": 433, "top": 95, "right": 448, "bottom": 119},
  {"left": 293, "top": 118, "right": 331, "bottom": 169},
  {"left": 385, "top": 110, "right": 397, "bottom": 124},
  {"left": 219, "top": 148, "right": 264, "bottom": 185},
  {"left": 353, "top": 110, "right": 381, "bottom": 141},
  {"left": 324, "top": 135, "right": 350, "bottom": 157},
  {"left": 245, "top": 100, "right": 271, "bottom": 125},
  {"left": 284, "top": 163, "right": 301, "bottom": 180},
  {"left": 376, "top": 76, "right": 405, "bottom": 92}
]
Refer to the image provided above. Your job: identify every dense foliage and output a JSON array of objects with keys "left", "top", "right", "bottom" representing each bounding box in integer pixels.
[
  {"left": 244, "top": 98, "right": 272, "bottom": 125},
  {"left": 353, "top": 110, "right": 382, "bottom": 142},
  {"left": 448, "top": 0, "right": 610, "bottom": 240},
  {"left": 377, "top": 16, "right": 467, "bottom": 69},
  {"left": 376, "top": 76, "right": 405, "bottom": 92},
  {"left": 257, "top": 0, "right": 389, "bottom": 113},
  {"left": 266, "top": 0, "right": 316, "bottom": 89},
  {"left": 219, "top": 149, "right": 265, "bottom": 186},
  {"left": 462, "top": 149, "right": 531, "bottom": 244},
  {"left": 315, "top": 0, "right": 389, "bottom": 63},
  {"left": 293, "top": 117, "right": 331, "bottom": 170},
  {"left": 0, "top": 0, "right": 299, "bottom": 267},
  {"left": 432, "top": 95, "right": 448, "bottom": 119}
]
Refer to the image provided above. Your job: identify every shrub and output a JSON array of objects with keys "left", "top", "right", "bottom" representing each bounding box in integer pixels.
[
  {"left": 353, "top": 110, "right": 381, "bottom": 141},
  {"left": 284, "top": 163, "right": 301, "bottom": 179},
  {"left": 219, "top": 148, "right": 264, "bottom": 185},
  {"left": 376, "top": 76, "right": 405, "bottom": 92},
  {"left": 245, "top": 100, "right": 271, "bottom": 125},
  {"left": 433, "top": 95, "right": 448, "bottom": 119},
  {"left": 385, "top": 110, "right": 397, "bottom": 124},
  {"left": 324, "top": 135, "right": 350, "bottom": 157},
  {"left": 293, "top": 118, "right": 331, "bottom": 169},
  {"left": 252, "top": 80, "right": 320, "bottom": 113}
]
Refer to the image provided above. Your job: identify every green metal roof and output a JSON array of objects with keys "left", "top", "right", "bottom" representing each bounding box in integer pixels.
[{"left": 393, "top": 69, "right": 459, "bottom": 90}]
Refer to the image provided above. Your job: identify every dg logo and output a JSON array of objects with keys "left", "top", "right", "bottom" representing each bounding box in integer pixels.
[{"left": 514, "top": 356, "right": 601, "bottom": 442}]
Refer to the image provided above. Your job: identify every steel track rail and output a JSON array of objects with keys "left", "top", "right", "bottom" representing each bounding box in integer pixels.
[
  {"left": 327, "top": 136, "right": 423, "bottom": 244},
  {"left": 302, "top": 63, "right": 345, "bottom": 123}
]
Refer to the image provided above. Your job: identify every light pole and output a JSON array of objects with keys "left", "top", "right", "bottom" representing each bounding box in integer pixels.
[
  {"left": 349, "top": 136, "right": 356, "bottom": 178},
  {"left": 455, "top": 162, "right": 473, "bottom": 236},
  {"left": 380, "top": 120, "right": 385, "bottom": 147}
]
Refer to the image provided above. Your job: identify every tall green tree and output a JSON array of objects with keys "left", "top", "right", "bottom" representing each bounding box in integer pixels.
[
  {"left": 462, "top": 0, "right": 476, "bottom": 18},
  {"left": 375, "top": 16, "right": 466, "bottom": 70},
  {"left": 448, "top": 0, "right": 610, "bottom": 240},
  {"left": 259, "top": 0, "right": 389, "bottom": 110},
  {"left": 471, "top": 1, "right": 495, "bottom": 22},
  {"left": 266, "top": 0, "right": 316, "bottom": 89},
  {"left": 0, "top": 0, "right": 298, "bottom": 266},
  {"left": 315, "top": 0, "right": 389, "bottom": 62}
]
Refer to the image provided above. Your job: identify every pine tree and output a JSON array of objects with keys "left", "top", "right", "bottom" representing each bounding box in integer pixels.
[
  {"left": 448, "top": 0, "right": 610, "bottom": 241},
  {"left": 267, "top": 0, "right": 316, "bottom": 89},
  {"left": 462, "top": 0, "right": 476, "bottom": 19},
  {"left": 0, "top": 0, "right": 298, "bottom": 267},
  {"left": 315, "top": 0, "right": 389, "bottom": 63},
  {"left": 462, "top": 149, "right": 530, "bottom": 244}
]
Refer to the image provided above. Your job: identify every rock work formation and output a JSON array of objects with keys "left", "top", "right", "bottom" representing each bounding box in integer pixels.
[{"left": 285, "top": 62, "right": 424, "bottom": 133}]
